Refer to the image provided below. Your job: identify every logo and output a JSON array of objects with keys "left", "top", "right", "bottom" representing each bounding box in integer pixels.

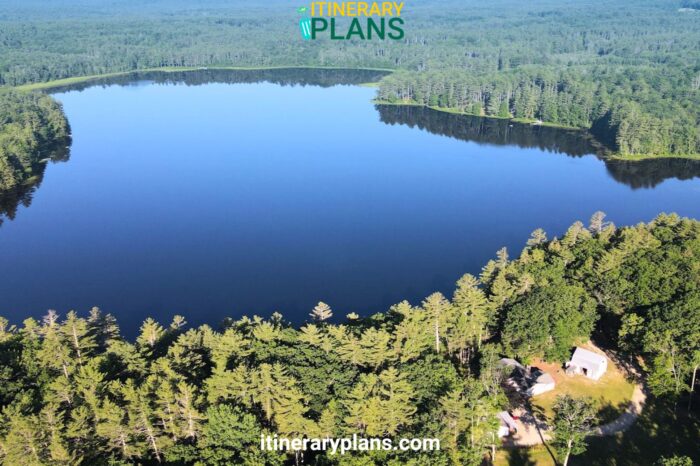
[
  {"left": 297, "top": 2, "right": 405, "bottom": 41},
  {"left": 298, "top": 7, "right": 312, "bottom": 40}
]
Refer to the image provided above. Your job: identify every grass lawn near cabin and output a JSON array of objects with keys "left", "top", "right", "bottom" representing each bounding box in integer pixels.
[
  {"left": 495, "top": 445, "right": 557, "bottom": 465},
  {"left": 528, "top": 355, "right": 636, "bottom": 425}
]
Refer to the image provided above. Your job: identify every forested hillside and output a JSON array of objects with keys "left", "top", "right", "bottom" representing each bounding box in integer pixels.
[
  {"left": 0, "top": 0, "right": 698, "bottom": 157},
  {"left": 0, "top": 214, "right": 698, "bottom": 465}
]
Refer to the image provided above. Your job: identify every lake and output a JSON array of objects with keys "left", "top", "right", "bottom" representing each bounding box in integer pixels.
[{"left": 1, "top": 69, "right": 699, "bottom": 336}]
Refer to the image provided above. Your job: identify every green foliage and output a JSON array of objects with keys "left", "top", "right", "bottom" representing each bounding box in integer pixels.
[
  {"left": 656, "top": 456, "right": 695, "bottom": 466},
  {"left": 0, "top": 91, "right": 70, "bottom": 192},
  {"left": 502, "top": 284, "right": 597, "bottom": 362},
  {"left": 551, "top": 395, "right": 597, "bottom": 465},
  {"left": 0, "top": 0, "right": 697, "bottom": 158}
]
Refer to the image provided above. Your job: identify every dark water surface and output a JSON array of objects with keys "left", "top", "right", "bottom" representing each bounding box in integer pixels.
[{"left": 1, "top": 69, "right": 699, "bottom": 335}]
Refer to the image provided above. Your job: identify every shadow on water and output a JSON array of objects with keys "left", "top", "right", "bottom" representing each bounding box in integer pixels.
[
  {"left": 605, "top": 158, "right": 700, "bottom": 189},
  {"left": 0, "top": 142, "right": 70, "bottom": 226},
  {"left": 376, "top": 104, "right": 700, "bottom": 189}
]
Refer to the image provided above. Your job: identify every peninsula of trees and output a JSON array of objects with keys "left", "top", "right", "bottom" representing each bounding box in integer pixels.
[
  {"left": 0, "top": 91, "right": 70, "bottom": 193},
  {"left": 0, "top": 213, "right": 698, "bottom": 465}
]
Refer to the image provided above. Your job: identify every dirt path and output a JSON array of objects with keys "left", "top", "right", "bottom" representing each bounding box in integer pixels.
[
  {"left": 504, "top": 407, "right": 552, "bottom": 447},
  {"left": 591, "top": 362, "right": 647, "bottom": 436}
]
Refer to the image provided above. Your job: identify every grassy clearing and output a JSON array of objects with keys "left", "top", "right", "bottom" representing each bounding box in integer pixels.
[
  {"left": 608, "top": 152, "right": 700, "bottom": 161},
  {"left": 495, "top": 445, "right": 557, "bottom": 465},
  {"left": 529, "top": 357, "right": 636, "bottom": 424}
]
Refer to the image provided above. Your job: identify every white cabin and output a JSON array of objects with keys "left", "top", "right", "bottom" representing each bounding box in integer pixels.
[{"left": 566, "top": 347, "right": 607, "bottom": 380}]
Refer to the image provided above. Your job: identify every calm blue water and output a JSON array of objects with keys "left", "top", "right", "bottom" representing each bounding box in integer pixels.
[{"left": 1, "top": 76, "right": 699, "bottom": 335}]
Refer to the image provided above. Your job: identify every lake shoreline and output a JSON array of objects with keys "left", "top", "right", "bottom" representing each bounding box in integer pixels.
[
  {"left": 375, "top": 100, "right": 700, "bottom": 162},
  {"left": 13, "top": 65, "right": 700, "bottom": 163},
  {"left": 14, "top": 65, "right": 395, "bottom": 92}
]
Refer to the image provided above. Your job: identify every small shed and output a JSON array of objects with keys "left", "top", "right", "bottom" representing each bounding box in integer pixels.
[
  {"left": 566, "top": 347, "right": 607, "bottom": 380},
  {"left": 497, "top": 411, "right": 518, "bottom": 438},
  {"left": 526, "top": 372, "right": 556, "bottom": 396}
]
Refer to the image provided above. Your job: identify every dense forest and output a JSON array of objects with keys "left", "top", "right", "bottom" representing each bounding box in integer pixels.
[
  {"left": 0, "top": 91, "right": 69, "bottom": 192},
  {"left": 0, "top": 0, "right": 698, "bottom": 157},
  {"left": 377, "top": 67, "right": 700, "bottom": 156},
  {"left": 0, "top": 91, "right": 70, "bottom": 224},
  {"left": 0, "top": 1, "right": 699, "bottom": 464},
  {"left": 0, "top": 213, "right": 698, "bottom": 465}
]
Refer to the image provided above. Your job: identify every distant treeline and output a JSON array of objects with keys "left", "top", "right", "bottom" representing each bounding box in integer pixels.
[
  {"left": 376, "top": 104, "right": 603, "bottom": 157},
  {"left": 41, "top": 68, "right": 390, "bottom": 94},
  {"left": 0, "top": 0, "right": 698, "bottom": 158},
  {"left": 0, "top": 213, "right": 698, "bottom": 464},
  {"left": 377, "top": 68, "right": 700, "bottom": 157}
]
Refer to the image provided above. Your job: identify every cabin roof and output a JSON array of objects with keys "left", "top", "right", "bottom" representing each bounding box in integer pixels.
[
  {"left": 535, "top": 372, "right": 555, "bottom": 385},
  {"left": 570, "top": 347, "right": 606, "bottom": 367}
]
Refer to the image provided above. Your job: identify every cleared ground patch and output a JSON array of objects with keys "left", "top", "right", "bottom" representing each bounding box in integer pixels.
[{"left": 529, "top": 354, "right": 636, "bottom": 424}]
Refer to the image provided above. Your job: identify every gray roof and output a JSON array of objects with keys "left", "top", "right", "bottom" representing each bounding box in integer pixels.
[
  {"left": 570, "top": 347, "right": 607, "bottom": 367},
  {"left": 535, "top": 373, "right": 555, "bottom": 385}
]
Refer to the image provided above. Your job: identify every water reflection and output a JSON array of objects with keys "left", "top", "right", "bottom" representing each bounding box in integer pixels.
[
  {"left": 0, "top": 143, "right": 70, "bottom": 226},
  {"left": 44, "top": 67, "right": 391, "bottom": 93},
  {"left": 376, "top": 104, "right": 700, "bottom": 188},
  {"left": 4, "top": 69, "right": 699, "bottom": 226},
  {"left": 605, "top": 158, "right": 700, "bottom": 189},
  {"left": 1, "top": 68, "right": 387, "bottom": 225}
]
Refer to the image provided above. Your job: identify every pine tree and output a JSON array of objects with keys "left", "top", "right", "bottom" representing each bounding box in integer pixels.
[
  {"left": 438, "top": 389, "right": 468, "bottom": 460},
  {"left": 450, "top": 274, "right": 490, "bottom": 366},
  {"left": 121, "top": 381, "right": 168, "bottom": 462},
  {"left": 526, "top": 228, "right": 548, "bottom": 247},
  {"left": 61, "top": 311, "right": 96, "bottom": 365},
  {"left": 358, "top": 328, "right": 392, "bottom": 369},
  {"left": 87, "top": 307, "right": 120, "bottom": 349},
  {"left": 310, "top": 302, "right": 333, "bottom": 321},
  {"left": 422, "top": 292, "right": 451, "bottom": 353},
  {"left": 95, "top": 398, "right": 133, "bottom": 460},
  {"left": 250, "top": 364, "right": 307, "bottom": 428},
  {"left": 175, "top": 382, "right": 203, "bottom": 440},
  {"left": 589, "top": 211, "right": 609, "bottom": 234},
  {"left": 298, "top": 324, "right": 324, "bottom": 347},
  {"left": 137, "top": 318, "right": 166, "bottom": 356}
]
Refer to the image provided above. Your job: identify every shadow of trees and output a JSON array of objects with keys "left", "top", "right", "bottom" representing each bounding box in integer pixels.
[
  {"left": 501, "top": 447, "right": 541, "bottom": 466},
  {"left": 573, "top": 395, "right": 700, "bottom": 465}
]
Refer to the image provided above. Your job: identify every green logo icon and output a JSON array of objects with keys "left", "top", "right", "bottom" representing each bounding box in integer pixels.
[{"left": 298, "top": 7, "right": 311, "bottom": 40}]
